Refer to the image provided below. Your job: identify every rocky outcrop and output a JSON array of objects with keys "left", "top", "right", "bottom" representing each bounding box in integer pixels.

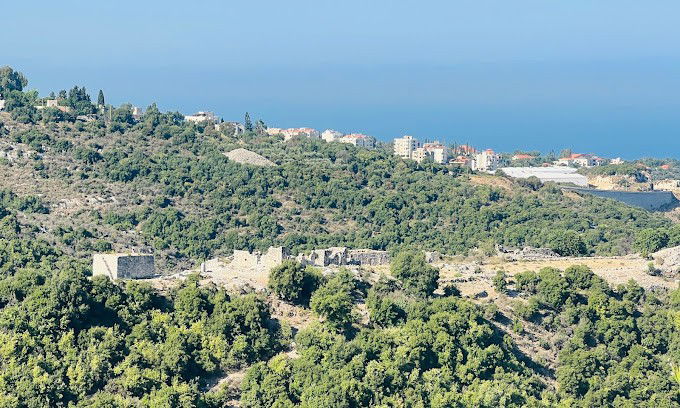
[
  {"left": 652, "top": 245, "right": 680, "bottom": 277},
  {"left": 223, "top": 148, "right": 275, "bottom": 167}
]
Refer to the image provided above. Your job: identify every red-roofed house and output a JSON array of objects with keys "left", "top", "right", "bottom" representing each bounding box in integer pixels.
[{"left": 557, "top": 153, "right": 600, "bottom": 167}]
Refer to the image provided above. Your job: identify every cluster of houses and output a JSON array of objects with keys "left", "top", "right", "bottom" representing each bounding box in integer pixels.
[
  {"left": 392, "top": 135, "right": 625, "bottom": 172},
  {"left": 393, "top": 135, "right": 450, "bottom": 164},
  {"left": 265, "top": 127, "right": 376, "bottom": 148},
  {"left": 393, "top": 135, "right": 504, "bottom": 170}
]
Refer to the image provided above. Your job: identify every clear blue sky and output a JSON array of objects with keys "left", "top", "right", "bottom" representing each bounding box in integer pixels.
[{"left": 5, "top": 1, "right": 680, "bottom": 159}]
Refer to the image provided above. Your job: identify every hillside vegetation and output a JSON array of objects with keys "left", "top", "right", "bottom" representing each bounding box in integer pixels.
[
  {"left": 0, "top": 77, "right": 675, "bottom": 270},
  {"left": 1, "top": 66, "right": 679, "bottom": 407}
]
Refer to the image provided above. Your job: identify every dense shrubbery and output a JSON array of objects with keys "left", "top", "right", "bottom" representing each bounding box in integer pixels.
[
  {"left": 268, "top": 260, "right": 323, "bottom": 305},
  {"left": 0, "top": 207, "right": 286, "bottom": 406},
  {"left": 241, "top": 297, "right": 547, "bottom": 408},
  {"left": 505, "top": 265, "right": 680, "bottom": 406}
]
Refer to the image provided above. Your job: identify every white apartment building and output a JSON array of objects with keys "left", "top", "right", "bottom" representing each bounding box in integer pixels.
[
  {"left": 322, "top": 129, "right": 344, "bottom": 142},
  {"left": 0, "top": 99, "right": 5, "bottom": 111},
  {"left": 472, "top": 149, "right": 501, "bottom": 172},
  {"left": 338, "top": 133, "right": 375, "bottom": 148},
  {"left": 423, "top": 142, "right": 449, "bottom": 164},
  {"left": 185, "top": 111, "right": 220, "bottom": 124},
  {"left": 393, "top": 135, "right": 420, "bottom": 160},
  {"left": 410, "top": 142, "right": 449, "bottom": 164}
]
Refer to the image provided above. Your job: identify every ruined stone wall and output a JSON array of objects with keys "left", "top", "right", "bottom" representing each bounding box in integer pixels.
[
  {"left": 260, "top": 247, "right": 288, "bottom": 270},
  {"left": 117, "top": 255, "right": 155, "bottom": 279},
  {"left": 232, "top": 247, "right": 288, "bottom": 270},
  {"left": 232, "top": 250, "right": 261, "bottom": 269},
  {"left": 348, "top": 249, "right": 390, "bottom": 266},
  {"left": 92, "top": 254, "right": 155, "bottom": 279},
  {"left": 93, "top": 254, "right": 119, "bottom": 279}
]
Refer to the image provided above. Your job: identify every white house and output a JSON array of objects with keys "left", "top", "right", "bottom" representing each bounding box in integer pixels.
[
  {"left": 131, "top": 106, "right": 143, "bottom": 121},
  {"left": 557, "top": 153, "right": 603, "bottom": 167},
  {"left": 267, "top": 127, "right": 320, "bottom": 141},
  {"left": 338, "top": 133, "right": 375, "bottom": 148},
  {"left": 322, "top": 129, "right": 344, "bottom": 142},
  {"left": 185, "top": 111, "right": 220, "bottom": 124}
]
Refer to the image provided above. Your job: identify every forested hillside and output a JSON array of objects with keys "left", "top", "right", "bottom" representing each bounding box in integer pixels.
[
  {"left": 1, "top": 67, "right": 679, "bottom": 407},
  {"left": 0, "top": 66, "right": 676, "bottom": 270},
  {"left": 0, "top": 210, "right": 678, "bottom": 406}
]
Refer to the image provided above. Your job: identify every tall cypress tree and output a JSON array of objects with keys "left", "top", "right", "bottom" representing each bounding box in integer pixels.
[
  {"left": 97, "top": 90, "right": 105, "bottom": 106},
  {"left": 244, "top": 112, "right": 253, "bottom": 131}
]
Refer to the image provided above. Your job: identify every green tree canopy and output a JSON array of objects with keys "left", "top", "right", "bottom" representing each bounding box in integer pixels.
[
  {"left": 0, "top": 66, "right": 28, "bottom": 94},
  {"left": 390, "top": 251, "right": 440, "bottom": 298}
]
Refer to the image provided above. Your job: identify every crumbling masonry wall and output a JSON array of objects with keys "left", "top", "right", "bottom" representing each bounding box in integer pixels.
[{"left": 231, "top": 247, "right": 289, "bottom": 270}]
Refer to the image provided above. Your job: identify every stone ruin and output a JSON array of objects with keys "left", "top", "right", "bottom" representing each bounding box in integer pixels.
[
  {"left": 92, "top": 254, "right": 155, "bottom": 280},
  {"left": 296, "top": 247, "right": 390, "bottom": 267},
  {"left": 231, "top": 247, "right": 289, "bottom": 270},
  {"left": 495, "top": 244, "right": 558, "bottom": 261},
  {"left": 229, "top": 246, "right": 391, "bottom": 270}
]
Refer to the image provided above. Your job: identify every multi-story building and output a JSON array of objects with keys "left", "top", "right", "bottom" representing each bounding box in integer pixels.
[
  {"left": 410, "top": 142, "right": 449, "bottom": 164},
  {"left": 472, "top": 149, "right": 502, "bottom": 172},
  {"left": 185, "top": 111, "right": 220, "bottom": 124},
  {"left": 423, "top": 142, "right": 449, "bottom": 164},
  {"left": 338, "top": 133, "right": 375, "bottom": 148},
  {"left": 321, "top": 129, "right": 344, "bottom": 142},
  {"left": 393, "top": 135, "right": 420, "bottom": 160}
]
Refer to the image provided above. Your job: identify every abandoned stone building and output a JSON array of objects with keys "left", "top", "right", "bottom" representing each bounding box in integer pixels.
[
  {"left": 229, "top": 246, "right": 390, "bottom": 270},
  {"left": 231, "top": 247, "right": 289, "bottom": 270},
  {"left": 347, "top": 249, "right": 391, "bottom": 266},
  {"left": 296, "top": 247, "right": 390, "bottom": 267},
  {"left": 92, "top": 254, "right": 156, "bottom": 280}
]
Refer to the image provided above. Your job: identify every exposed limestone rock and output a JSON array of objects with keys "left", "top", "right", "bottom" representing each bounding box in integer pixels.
[
  {"left": 652, "top": 245, "right": 680, "bottom": 278},
  {"left": 223, "top": 148, "right": 275, "bottom": 167}
]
